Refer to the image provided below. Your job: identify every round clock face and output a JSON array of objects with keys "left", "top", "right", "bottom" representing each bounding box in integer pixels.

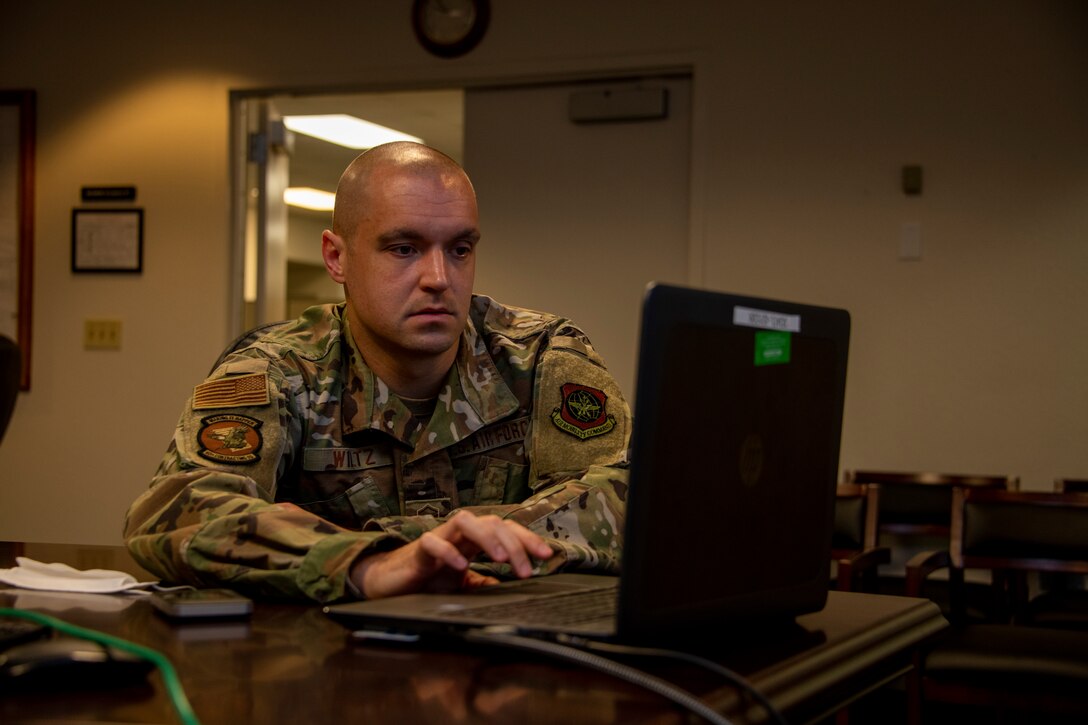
[{"left": 412, "top": 0, "right": 490, "bottom": 58}]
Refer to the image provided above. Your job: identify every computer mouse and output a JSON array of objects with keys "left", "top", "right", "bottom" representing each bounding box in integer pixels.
[
  {"left": 0, "top": 616, "right": 49, "bottom": 650},
  {"left": 0, "top": 636, "right": 155, "bottom": 690}
]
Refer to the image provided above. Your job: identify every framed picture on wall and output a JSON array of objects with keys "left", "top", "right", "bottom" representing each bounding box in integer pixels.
[
  {"left": 71, "top": 208, "right": 144, "bottom": 273},
  {"left": 0, "top": 89, "right": 35, "bottom": 390}
]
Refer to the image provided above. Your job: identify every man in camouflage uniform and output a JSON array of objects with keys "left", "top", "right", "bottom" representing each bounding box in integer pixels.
[{"left": 124, "top": 142, "right": 630, "bottom": 602}]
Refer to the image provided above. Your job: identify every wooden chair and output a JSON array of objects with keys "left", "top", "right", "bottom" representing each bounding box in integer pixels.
[
  {"left": 845, "top": 470, "right": 1018, "bottom": 543},
  {"left": 905, "top": 488, "right": 1088, "bottom": 723},
  {"left": 1055, "top": 478, "right": 1088, "bottom": 493},
  {"left": 843, "top": 470, "right": 1017, "bottom": 616},
  {"left": 831, "top": 483, "right": 889, "bottom": 592},
  {"left": 1044, "top": 478, "right": 1088, "bottom": 620},
  {"left": 0, "top": 338, "right": 25, "bottom": 567},
  {"left": 0, "top": 334, "right": 19, "bottom": 443},
  {"left": 828, "top": 484, "right": 892, "bottom": 725},
  {"left": 208, "top": 320, "right": 293, "bottom": 375}
]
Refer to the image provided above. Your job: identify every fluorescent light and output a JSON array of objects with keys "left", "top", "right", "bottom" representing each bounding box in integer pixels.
[
  {"left": 284, "top": 187, "right": 336, "bottom": 211},
  {"left": 283, "top": 114, "right": 423, "bottom": 149}
]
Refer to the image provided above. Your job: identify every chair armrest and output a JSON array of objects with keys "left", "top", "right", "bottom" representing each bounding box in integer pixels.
[
  {"left": 837, "top": 546, "right": 891, "bottom": 592},
  {"left": 905, "top": 549, "right": 950, "bottom": 597}
]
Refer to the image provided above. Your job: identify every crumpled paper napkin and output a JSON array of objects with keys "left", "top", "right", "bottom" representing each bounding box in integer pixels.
[{"left": 0, "top": 557, "right": 159, "bottom": 594}]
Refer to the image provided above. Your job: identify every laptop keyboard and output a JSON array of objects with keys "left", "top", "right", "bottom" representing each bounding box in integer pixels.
[{"left": 439, "top": 586, "right": 617, "bottom": 627}]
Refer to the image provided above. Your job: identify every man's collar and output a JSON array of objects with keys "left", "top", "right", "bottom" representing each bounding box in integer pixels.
[{"left": 340, "top": 314, "right": 519, "bottom": 457}]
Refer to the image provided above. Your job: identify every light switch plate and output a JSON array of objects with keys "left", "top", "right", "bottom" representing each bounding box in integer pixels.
[
  {"left": 899, "top": 223, "right": 922, "bottom": 261},
  {"left": 84, "top": 319, "right": 122, "bottom": 350}
]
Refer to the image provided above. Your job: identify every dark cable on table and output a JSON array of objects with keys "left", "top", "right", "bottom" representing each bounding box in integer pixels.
[
  {"left": 463, "top": 626, "right": 789, "bottom": 725},
  {"left": 556, "top": 633, "right": 790, "bottom": 725}
]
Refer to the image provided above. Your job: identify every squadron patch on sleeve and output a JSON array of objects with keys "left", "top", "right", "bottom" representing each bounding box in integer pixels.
[
  {"left": 193, "top": 373, "right": 270, "bottom": 410},
  {"left": 551, "top": 383, "right": 616, "bottom": 440},
  {"left": 197, "top": 414, "right": 263, "bottom": 465}
]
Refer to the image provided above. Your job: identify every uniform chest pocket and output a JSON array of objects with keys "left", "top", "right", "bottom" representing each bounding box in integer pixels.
[
  {"left": 292, "top": 474, "right": 397, "bottom": 528},
  {"left": 470, "top": 456, "right": 529, "bottom": 506}
]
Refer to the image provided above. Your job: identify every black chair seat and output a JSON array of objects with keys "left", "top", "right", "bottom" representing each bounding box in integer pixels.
[
  {"left": 906, "top": 490, "right": 1088, "bottom": 723},
  {"left": 926, "top": 624, "right": 1088, "bottom": 685},
  {"left": 1026, "top": 589, "right": 1088, "bottom": 630}
]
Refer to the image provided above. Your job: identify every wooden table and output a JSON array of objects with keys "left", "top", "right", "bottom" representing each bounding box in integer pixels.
[{"left": 1, "top": 586, "right": 945, "bottom": 724}]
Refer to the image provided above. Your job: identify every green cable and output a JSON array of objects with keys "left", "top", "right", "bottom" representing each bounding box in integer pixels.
[{"left": 0, "top": 607, "right": 200, "bottom": 725}]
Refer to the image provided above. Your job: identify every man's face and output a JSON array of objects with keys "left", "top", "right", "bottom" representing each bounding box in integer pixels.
[{"left": 326, "top": 166, "right": 479, "bottom": 366}]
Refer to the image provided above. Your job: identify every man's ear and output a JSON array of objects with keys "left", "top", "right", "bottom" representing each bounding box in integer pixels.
[{"left": 322, "top": 230, "right": 347, "bottom": 284}]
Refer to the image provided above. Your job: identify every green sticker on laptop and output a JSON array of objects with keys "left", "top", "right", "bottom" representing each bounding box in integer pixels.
[{"left": 754, "top": 331, "right": 791, "bottom": 366}]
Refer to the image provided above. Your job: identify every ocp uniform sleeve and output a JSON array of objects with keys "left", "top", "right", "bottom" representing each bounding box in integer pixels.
[
  {"left": 510, "top": 329, "right": 631, "bottom": 573},
  {"left": 526, "top": 334, "right": 630, "bottom": 480},
  {"left": 123, "top": 357, "right": 399, "bottom": 602}
]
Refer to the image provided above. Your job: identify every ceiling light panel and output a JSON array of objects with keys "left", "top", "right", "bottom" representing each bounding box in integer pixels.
[
  {"left": 283, "top": 114, "right": 423, "bottom": 149},
  {"left": 284, "top": 187, "right": 336, "bottom": 211}
]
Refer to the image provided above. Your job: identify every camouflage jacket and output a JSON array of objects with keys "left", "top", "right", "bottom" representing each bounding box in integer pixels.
[{"left": 124, "top": 296, "right": 631, "bottom": 602}]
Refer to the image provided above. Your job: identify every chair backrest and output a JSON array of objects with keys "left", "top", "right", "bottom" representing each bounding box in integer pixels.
[
  {"left": 1055, "top": 478, "right": 1088, "bottom": 494},
  {"left": 952, "top": 488, "right": 1088, "bottom": 574},
  {"left": 831, "top": 482, "right": 879, "bottom": 556},
  {"left": 845, "top": 469, "right": 1018, "bottom": 540},
  {"left": 208, "top": 320, "right": 292, "bottom": 376},
  {"left": 0, "top": 334, "right": 20, "bottom": 443}
]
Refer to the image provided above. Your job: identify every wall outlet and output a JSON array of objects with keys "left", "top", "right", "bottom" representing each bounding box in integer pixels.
[{"left": 84, "top": 319, "right": 122, "bottom": 350}]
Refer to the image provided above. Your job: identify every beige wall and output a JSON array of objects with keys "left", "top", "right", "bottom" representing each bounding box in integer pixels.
[{"left": 0, "top": 1, "right": 1085, "bottom": 547}]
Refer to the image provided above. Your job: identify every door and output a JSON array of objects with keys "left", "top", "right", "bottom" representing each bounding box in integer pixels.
[{"left": 242, "top": 99, "right": 291, "bottom": 329}]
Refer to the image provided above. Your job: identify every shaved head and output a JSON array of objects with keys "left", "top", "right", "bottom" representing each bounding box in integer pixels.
[
  {"left": 332, "top": 142, "right": 475, "bottom": 242},
  {"left": 320, "top": 141, "right": 480, "bottom": 397}
]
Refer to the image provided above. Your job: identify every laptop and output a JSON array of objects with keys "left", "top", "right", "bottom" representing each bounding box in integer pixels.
[{"left": 325, "top": 283, "right": 851, "bottom": 644}]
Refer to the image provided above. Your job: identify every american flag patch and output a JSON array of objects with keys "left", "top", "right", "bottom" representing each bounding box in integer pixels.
[{"left": 193, "top": 373, "right": 270, "bottom": 410}]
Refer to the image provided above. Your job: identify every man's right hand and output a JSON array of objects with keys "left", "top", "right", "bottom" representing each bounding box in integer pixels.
[{"left": 349, "top": 510, "right": 554, "bottom": 600}]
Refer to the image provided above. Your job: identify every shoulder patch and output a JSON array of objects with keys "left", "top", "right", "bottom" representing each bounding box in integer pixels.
[
  {"left": 197, "top": 414, "right": 263, "bottom": 465},
  {"left": 193, "top": 372, "right": 270, "bottom": 410},
  {"left": 551, "top": 383, "right": 616, "bottom": 440}
]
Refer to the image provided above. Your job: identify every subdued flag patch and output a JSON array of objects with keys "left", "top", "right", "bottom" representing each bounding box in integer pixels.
[{"left": 193, "top": 373, "right": 270, "bottom": 410}]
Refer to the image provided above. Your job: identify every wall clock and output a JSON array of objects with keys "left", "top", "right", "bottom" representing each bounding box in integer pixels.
[{"left": 412, "top": 0, "right": 490, "bottom": 58}]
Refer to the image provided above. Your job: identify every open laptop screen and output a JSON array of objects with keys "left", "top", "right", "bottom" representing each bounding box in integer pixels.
[{"left": 619, "top": 285, "right": 849, "bottom": 636}]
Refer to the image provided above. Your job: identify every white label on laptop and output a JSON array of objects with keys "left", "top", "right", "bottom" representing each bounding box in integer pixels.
[{"left": 733, "top": 306, "right": 801, "bottom": 333}]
